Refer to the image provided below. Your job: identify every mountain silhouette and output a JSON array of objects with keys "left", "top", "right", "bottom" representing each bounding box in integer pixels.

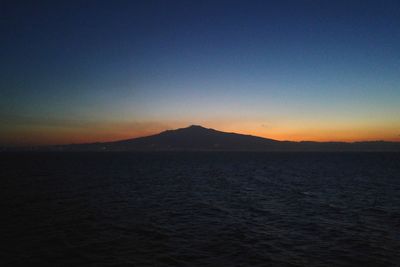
[{"left": 47, "top": 125, "right": 400, "bottom": 151}]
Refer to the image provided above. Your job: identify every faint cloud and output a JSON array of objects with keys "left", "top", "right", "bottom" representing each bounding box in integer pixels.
[
  {"left": 0, "top": 113, "right": 179, "bottom": 145},
  {"left": 0, "top": 112, "right": 174, "bottom": 139},
  {"left": 0, "top": 113, "right": 168, "bottom": 132}
]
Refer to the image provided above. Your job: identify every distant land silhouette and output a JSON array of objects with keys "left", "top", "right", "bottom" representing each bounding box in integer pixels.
[{"left": 12, "top": 125, "right": 400, "bottom": 151}]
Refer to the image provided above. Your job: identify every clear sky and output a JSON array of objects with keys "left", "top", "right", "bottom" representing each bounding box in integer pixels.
[{"left": 1, "top": 0, "right": 400, "bottom": 145}]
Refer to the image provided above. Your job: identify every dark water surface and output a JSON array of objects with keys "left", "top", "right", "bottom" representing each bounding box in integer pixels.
[{"left": 1, "top": 152, "right": 400, "bottom": 266}]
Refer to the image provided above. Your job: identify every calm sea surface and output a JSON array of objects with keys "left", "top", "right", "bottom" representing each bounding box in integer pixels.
[{"left": 1, "top": 152, "right": 400, "bottom": 266}]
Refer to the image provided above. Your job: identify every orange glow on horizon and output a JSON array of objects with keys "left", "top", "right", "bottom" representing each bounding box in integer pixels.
[{"left": 1, "top": 119, "right": 399, "bottom": 146}]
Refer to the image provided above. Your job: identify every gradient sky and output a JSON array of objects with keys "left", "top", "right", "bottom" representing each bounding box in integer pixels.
[{"left": 1, "top": 0, "right": 400, "bottom": 145}]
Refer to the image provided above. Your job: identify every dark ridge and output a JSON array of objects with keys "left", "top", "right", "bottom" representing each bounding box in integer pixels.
[{"left": 9, "top": 125, "right": 400, "bottom": 151}]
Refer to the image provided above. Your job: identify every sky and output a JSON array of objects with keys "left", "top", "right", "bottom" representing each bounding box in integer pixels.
[{"left": 1, "top": 0, "right": 400, "bottom": 146}]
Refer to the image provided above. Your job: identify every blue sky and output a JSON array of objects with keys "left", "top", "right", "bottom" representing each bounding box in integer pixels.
[{"left": 1, "top": 0, "right": 399, "bottom": 145}]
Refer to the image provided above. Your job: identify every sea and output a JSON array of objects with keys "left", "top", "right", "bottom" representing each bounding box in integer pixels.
[{"left": 1, "top": 152, "right": 400, "bottom": 266}]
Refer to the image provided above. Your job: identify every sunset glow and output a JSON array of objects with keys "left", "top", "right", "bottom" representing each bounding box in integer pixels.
[{"left": 1, "top": 1, "right": 399, "bottom": 146}]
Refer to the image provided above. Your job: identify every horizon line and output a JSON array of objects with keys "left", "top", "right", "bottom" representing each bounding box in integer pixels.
[{"left": 2, "top": 124, "right": 399, "bottom": 148}]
